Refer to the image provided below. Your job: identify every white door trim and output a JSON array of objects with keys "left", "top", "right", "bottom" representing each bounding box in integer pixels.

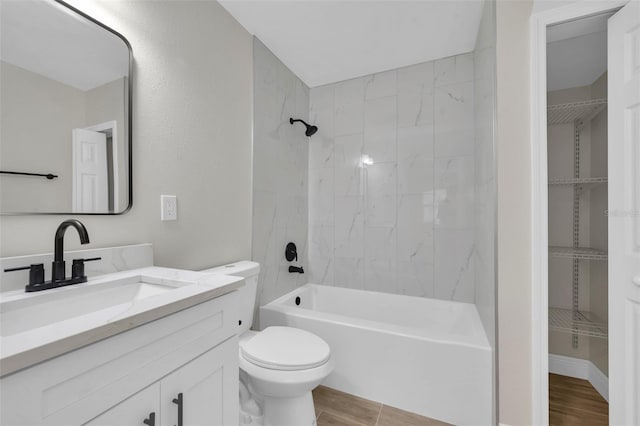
[
  {"left": 529, "top": 2, "right": 628, "bottom": 425},
  {"left": 85, "top": 121, "right": 119, "bottom": 212},
  {"left": 607, "top": 2, "right": 640, "bottom": 422}
]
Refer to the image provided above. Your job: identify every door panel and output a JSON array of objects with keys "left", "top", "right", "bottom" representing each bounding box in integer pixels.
[
  {"left": 608, "top": 1, "right": 640, "bottom": 424},
  {"left": 72, "top": 128, "right": 108, "bottom": 212},
  {"left": 160, "top": 337, "right": 238, "bottom": 426}
]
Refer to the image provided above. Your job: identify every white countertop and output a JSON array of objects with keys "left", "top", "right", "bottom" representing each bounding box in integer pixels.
[{"left": 0, "top": 267, "right": 244, "bottom": 377}]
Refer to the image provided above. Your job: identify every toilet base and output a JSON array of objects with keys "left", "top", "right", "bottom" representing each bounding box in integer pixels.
[
  {"left": 262, "top": 392, "right": 317, "bottom": 426},
  {"left": 239, "top": 409, "right": 264, "bottom": 426}
]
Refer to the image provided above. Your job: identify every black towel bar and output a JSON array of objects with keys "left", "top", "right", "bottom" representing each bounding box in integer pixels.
[{"left": 0, "top": 171, "right": 58, "bottom": 180}]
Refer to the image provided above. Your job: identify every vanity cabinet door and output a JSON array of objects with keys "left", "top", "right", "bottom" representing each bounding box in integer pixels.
[
  {"left": 160, "top": 336, "right": 238, "bottom": 426},
  {"left": 84, "top": 383, "right": 160, "bottom": 426}
]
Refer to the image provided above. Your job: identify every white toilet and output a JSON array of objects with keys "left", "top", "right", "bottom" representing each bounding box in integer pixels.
[{"left": 202, "top": 261, "right": 333, "bottom": 426}]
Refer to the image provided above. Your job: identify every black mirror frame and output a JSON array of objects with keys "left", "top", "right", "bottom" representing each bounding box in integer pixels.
[{"left": 1, "top": 0, "right": 133, "bottom": 216}]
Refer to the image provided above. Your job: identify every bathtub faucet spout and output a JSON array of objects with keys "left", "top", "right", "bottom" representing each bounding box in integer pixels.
[{"left": 289, "top": 265, "right": 304, "bottom": 274}]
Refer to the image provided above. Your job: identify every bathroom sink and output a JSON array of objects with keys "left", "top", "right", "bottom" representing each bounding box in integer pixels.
[
  {"left": 0, "top": 267, "right": 244, "bottom": 376},
  {"left": 0, "top": 276, "right": 177, "bottom": 337}
]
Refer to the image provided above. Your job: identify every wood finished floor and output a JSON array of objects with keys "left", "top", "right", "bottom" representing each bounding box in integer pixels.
[
  {"left": 312, "top": 386, "right": 451, "bottom": 426},
  {"left": 549, "top": 373, "right": 608, "bottom": 426}
]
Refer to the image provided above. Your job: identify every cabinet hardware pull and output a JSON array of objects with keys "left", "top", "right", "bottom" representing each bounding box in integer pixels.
[
  {"left": 172, "top": 392, "right": 183, "bottom": 426},
  {"left": 143, "top": 412, "right": 155, "bottom": 426}
]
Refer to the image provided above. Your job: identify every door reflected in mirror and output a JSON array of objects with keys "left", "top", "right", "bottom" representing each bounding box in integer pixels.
[{"left": 0, "top": 0, "right": 132, "bottom": 214}]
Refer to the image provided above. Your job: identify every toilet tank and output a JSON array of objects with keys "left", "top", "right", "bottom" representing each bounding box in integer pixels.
[{"left": 200, "top": 261, "right": 260, "bottom": 335}]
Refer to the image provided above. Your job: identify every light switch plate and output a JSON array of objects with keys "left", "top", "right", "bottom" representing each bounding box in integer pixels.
[{"left": 161, "top": 195, "right": 177, "bottom": 221}]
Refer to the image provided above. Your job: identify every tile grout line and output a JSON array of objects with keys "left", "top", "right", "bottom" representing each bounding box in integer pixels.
[
  {"left": 374, "top": 403, "right": 383, "bottom": 426},
  {"left": 320, "top": 409, "right": 370, "bottom": 426}
]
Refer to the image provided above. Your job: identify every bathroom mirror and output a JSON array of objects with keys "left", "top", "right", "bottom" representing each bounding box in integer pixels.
[{"left": 0, "top": 0, "right": 132, "bottom": 215}]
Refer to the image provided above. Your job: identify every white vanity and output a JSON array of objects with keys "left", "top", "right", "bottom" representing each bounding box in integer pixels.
[
  {"left": 0, "top": 244, "right": 242, "bottom": 426},
  {"left": 1, "top": 0, "right": 242, "bottom": 422}
]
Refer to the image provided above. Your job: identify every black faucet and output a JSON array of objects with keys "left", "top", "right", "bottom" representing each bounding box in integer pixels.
[
  {"left": 52, "top": 219, "right": 90, "bottom": 282},
  {"left": 3, "top": 219, "right": 100, "bottom": 292},
  {"left": 285, "top": 242, "right": 304, "bottom": 274}
]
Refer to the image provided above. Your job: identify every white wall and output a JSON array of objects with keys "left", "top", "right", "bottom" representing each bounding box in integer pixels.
[
  {"left": 252, "top": 38, "right": 309, "bottom": 322},
  {"left": 496, "top": 0, "right": 534, "bottom": 424},
  {"left": 0, "top": 0, "right": 253, "bottom": 271},
  {"left": 307, "top": 53, "right": 476, "bottom": 302}
]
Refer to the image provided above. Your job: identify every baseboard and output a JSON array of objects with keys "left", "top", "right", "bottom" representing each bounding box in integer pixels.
[
  {"left": 587, "top": 361, "right": 609, "bottom": 402},
  {"left": 548, "top": 354, "right": 589, "bottom": 379},
  {"left": 548, "top": 354, "right": 608, "bottom": 401}
]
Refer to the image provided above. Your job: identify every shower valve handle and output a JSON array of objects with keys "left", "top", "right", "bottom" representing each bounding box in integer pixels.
[{"left": 285, "top": 242, "right": 298, "bottom": 262}]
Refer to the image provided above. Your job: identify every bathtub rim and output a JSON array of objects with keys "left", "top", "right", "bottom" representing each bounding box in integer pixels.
[{"left": 261, "top": 283, "right": 491, "bottom": 351}]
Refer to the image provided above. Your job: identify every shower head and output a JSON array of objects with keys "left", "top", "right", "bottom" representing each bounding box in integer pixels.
[{"left": 289, "top": 118, "right": 318, "bottom": 137}]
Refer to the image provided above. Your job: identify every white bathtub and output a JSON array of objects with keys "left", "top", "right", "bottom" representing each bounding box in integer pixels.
[{"left": 260, "top": 284, "right": 492, "bottom": 426}]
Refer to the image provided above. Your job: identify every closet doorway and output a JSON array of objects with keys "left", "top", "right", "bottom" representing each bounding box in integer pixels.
[
  {"left": 546, "top": 11, "right": 611, "bottom": 424},
  {"left": 531, "top": 2, "right": 640, "bottom": 425}
]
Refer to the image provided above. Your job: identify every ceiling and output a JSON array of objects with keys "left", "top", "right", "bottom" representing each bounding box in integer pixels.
[
  {"left": 546, "top": 12, "right": 614, "bottom": 92},
  {"left": 220, "top": 0, "right": 485, "bottom": 87},
  {"left": 0, "top": 0, "right": 129, "bottom": 91}
]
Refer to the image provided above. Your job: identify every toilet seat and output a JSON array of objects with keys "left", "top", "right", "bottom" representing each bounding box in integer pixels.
[{"left": 240, "top": 326, "right": 330, "bottom": 371}]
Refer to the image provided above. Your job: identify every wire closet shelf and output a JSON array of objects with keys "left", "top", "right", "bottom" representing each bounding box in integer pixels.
[
  {"left": 549, "top": 246, "right": 608, "bottom": 261},
  {"left": 548, "top": 177, "right": 608, "bottom": 187},
  {"left": 547, "top": 98, "right": 607, "bottom": 125},
  {"left": 547, "top": 97, "right": 609, "bottom": 349},
  {"left": 549, "top": 307, "right": 608, "bottom": 339}
]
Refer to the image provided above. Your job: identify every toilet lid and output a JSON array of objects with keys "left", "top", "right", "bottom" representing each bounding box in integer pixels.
[{"left": 240, "top": 326, "right": 330, "bottom": 371}]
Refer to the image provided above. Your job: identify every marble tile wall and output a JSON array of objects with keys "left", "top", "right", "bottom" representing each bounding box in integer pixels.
[
  {"left": 252, "top": 38, "right": 309, "bottom": 324},
  {"left": 308, "top": 52, "right": 476, "bottom": 302}
]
